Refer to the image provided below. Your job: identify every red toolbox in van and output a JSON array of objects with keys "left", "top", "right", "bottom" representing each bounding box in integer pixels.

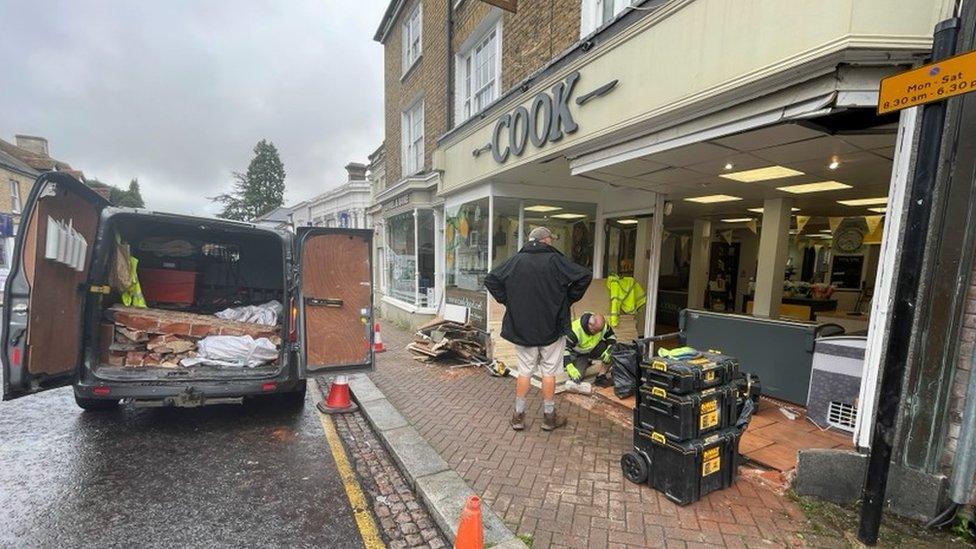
[{"left": 139, "top": 268, "right": 198, "bottom": 305}]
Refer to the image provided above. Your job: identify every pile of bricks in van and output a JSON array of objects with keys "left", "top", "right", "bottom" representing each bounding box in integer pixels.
[{"left": 99, "top": 305, "right": 281, "bottom": 368}]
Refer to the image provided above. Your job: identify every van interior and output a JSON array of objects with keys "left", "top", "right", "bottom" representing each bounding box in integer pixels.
[{"left": 90, "top": 213, "right": 288, "bottom": 381}]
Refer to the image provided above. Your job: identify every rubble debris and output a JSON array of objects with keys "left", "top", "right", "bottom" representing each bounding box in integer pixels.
[
  {"left": 407, "top": 318, "right": 490, "bottom": 368},
  {"left": 101, "top": 305, "right": 280, "bottom": 369}
]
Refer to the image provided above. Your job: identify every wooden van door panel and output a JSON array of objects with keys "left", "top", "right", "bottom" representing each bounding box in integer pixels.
[
  {"left": 2, "top": 173, "right": 108, "bottom": 400},
  {"left": 297, "top": 228, "right": 373, "bottom": 375}
]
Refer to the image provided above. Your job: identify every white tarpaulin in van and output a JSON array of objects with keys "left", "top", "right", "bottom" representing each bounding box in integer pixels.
[
  {"left": 214, "top": 300, "right": 283, "bottom": 326},
  {"left": 180, "top": 335, "right": 278, "bottom": 368}
]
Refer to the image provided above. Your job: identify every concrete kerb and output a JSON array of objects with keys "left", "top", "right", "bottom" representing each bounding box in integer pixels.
[{"left": 343, "top": 374, "right": 528, "bottom": 548}]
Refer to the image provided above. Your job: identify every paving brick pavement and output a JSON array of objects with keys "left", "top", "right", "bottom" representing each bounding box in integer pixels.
[
  {"left": 369, "top": 322, "right": 847, "bottom": 548},
  {"left": 322, "top": 390, "right": 449, "bottom": 549}
]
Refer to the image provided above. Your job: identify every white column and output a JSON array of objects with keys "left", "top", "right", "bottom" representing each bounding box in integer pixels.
[
  {"left": 643, "top": 193, "right": 664, "bottom": 354},
  {"left": 516, "top": 199, "right": 525, "bottom": 249},
  {"left": 753, "top": 197, "right": 793, "bottom": 318},
  {"left": 433, "top": 207, "right": 445, "bottom": 310},
  {"left": 413, "top": 208, "right": 420, "bottom": 305},
  {"left": 855, "top": 106, "right": 919, "bottom": 448},
  {"left": 687, "top": 219, "right": 712, "bottom": 310},
  {"left": 593, "top": 198, "right": 606, "bottom": 278}
]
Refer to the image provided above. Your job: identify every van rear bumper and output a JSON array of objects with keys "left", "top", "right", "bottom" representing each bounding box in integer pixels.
[{"left": 74, "top": 377, "right": 305, "bottom": 403}]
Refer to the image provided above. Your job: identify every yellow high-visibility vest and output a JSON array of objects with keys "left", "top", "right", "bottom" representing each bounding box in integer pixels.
[{"left": 606, "top": 275, "right": 646, "bottom": 327}]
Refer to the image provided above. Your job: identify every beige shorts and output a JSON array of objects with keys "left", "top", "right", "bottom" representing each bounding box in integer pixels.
[{"left": 514, "top": 337, "right": 565, "bottom": 378}]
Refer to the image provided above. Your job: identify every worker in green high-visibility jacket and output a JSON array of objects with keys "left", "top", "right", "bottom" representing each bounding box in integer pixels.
[{"left": 563, "top": 312, "right": 616, "bottom": 382}]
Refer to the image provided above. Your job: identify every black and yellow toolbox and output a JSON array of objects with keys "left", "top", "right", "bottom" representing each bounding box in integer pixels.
[
  {"left": 622, "top": 345, "right": 755, "bottom": 506},
  {"left": 642, "top": 351, "right": 739, "bottom": 394},
  {"left": 636, "top": 383, "right": 738, "bottom": 441},
  {"left": 630, "top": 426, "right": 742, "bottom": 505}
]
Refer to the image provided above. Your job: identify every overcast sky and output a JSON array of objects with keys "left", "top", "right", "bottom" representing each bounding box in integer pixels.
[{"left": 0, "top": 0, "right": 386, "bottom": 216}]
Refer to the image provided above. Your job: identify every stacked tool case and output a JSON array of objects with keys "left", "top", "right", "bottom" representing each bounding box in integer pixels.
[{"left": 622, "top": 350, "right": 751, "bottom": 506}]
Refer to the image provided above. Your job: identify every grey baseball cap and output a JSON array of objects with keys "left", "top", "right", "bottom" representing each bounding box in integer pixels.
[{"left": 528, "top": 226, "right": 554, "bottom": 241}]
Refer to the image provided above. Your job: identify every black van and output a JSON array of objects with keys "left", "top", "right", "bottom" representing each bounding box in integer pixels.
[{"left": 2, "top": 172, "right": 374, "bottom": 408}]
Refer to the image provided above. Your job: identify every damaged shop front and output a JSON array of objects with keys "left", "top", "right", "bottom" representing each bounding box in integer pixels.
[{"left": 429, "top": 0, "right": 959, "bottom": 520}]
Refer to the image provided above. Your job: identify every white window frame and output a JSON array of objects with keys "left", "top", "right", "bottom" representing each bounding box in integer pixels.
[
  {"left": 401, "top": 98, "right": 425, "bottom": 176},
  {"left": 455, "top": 16, "right": 502, "bottom": 124},
  {"left": 401, "top": 2, "right": 423, "bottom": 77},
  {"left": 9, "top": 179, "right": 21, "bottom": 214},
  {"left": 580, "top": 0, "right": 632, "bottom": 37}
]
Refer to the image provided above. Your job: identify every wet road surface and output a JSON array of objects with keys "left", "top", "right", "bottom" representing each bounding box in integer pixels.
[{"left": 0, "top": 387, "right": 364, "bottom": 548}]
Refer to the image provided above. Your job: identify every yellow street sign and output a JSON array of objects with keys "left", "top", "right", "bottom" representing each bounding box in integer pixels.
[{"left": 878, "top": 50, "right": 976, "bottom": 115}]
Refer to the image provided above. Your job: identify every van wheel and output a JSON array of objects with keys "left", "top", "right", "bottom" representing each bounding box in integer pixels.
[{"left": 75, "top": 395, "right": 120, "bottom": 411}]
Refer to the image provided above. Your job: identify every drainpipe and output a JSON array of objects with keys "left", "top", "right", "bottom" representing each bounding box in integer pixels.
[
  {"left": 856, "top": 16, "right": 960, "bottom": 546},
  {"left": 950, "top": 342, "right": 976, "bottom": 504},
  {"left": 446, "top": 0, "right": 455, "bottom": 130}
]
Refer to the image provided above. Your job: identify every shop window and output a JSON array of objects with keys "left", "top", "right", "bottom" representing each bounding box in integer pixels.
[
  {"left": 520, "top": 200, "right": 596, "bottom": 269},
  {"left": 445, "top": 198, "right": 490, "bottom": 328},
  {"left": 386, "top": 212, "right": 417, "bottom": 304},
  {"left": 492, "top": 198, "right": 521, "bottom": 268},
  {"left": 401, "top": 2, "right": 422, "bottom": 75},
  {"left": 385, "top": 209, "right": 436, "bottom": 307},
  {"left": 456, "top": 18, "right": 501, "bottom": 123},
  {"left": 402, "top": 99, "right": 425, "bottom": 175},
  {"left": 417, "top": 210, "right": 435, "bottom": 306}
]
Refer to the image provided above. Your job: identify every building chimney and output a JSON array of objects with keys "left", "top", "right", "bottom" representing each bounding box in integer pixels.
[
  {"left": 345, "top": 162, "right": 367, "bottom": 181},
  {"left": 14, "top": 135, "right": 49, "bottom": 157}
]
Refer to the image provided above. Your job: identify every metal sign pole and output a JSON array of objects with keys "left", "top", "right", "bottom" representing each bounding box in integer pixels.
[{"left": 857, "top": 14, "right": 961, "bottom": 545}]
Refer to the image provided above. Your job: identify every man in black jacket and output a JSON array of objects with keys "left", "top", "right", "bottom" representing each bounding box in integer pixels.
[{"left": 485, "top": 226, "right": 592, "bottom": 431}]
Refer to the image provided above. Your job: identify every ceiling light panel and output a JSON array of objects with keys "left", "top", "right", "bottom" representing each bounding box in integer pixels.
[
  {"left": 777, "top": 181, "right": 853, "bottom": 194},
  {"left": 721, "top": 218, "right": 753, "bottom": 223},
  {"left": 748, "top": 207, "right": 800, "bottom": 213},
  {"left": 524, "top": 205, "right": 562, "bottom": 212},
  {"left": 551, "top": 213, "right": 587, "bottom": 219},
  {"left": 683, "top": 194, "right": 743, "bottom": 204},
  {"left": 837, "top": 197, "right": 888, "bottom": 206},
  {"left": 718, "top": 165, "right": 804, "bottom": 182}
]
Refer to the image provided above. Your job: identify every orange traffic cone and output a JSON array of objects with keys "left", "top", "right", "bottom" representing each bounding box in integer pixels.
[
  {"left": 373, "top": 322, "right": 386, "bottom": 353},
  {"left": 454, "top": 495, "right": 484, "bottom": 549},
  {"left": 316, "top": 375, "right": 358, "bottom": 414}
]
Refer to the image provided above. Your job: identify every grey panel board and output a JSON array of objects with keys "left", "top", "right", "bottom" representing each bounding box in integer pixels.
[{"left": 681, "top": 309, "right": 817, "bottom": 404}]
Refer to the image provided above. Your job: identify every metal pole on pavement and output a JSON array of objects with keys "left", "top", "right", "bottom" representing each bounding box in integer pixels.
[{"left": 857, "top": 15, "right": 961, "bottom": 545}]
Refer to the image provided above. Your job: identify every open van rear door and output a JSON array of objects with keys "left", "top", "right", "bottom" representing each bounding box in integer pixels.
[
  {"left": 2, "top": 172, "right": 108, "bottom": 400},
  {"left": 296, "top": 228, "right": 373, "bottom": 376}
]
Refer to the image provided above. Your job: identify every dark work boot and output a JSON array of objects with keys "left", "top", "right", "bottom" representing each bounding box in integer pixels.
[
  {"left": 542, "top": 411, "right": 567, "bottom": 431},
  {"left": 510, "top": 411, "right": 525, "bottom": 431}
]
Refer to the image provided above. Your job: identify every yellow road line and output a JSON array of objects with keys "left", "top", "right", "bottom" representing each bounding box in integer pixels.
[{"left": 317, "top": 411, "right": 386, "bottom": 549}]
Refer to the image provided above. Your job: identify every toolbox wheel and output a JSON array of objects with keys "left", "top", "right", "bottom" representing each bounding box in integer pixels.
[{"left": 621, "top": 452, "right": 648, "bottom": 484}]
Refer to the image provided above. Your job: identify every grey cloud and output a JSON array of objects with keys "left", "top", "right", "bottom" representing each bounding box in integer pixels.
[{"left": 0, "top": 0, "right": 386, "bottom": 216}]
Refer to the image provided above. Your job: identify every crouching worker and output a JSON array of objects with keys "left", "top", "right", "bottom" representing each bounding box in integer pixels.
[{"left": 564, "top": 312, "right": 617, "bottom": 382}]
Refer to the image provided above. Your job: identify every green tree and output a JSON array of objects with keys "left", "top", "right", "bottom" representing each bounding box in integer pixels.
[
  {"left": 85, "top": 177, "right": 145, "bottom": 208},
  {"left": 111, "top": 179, "right": 145, "bottom": 207},
  {"left": 212, "top": 139, "right": 286, "bottom": 221}
]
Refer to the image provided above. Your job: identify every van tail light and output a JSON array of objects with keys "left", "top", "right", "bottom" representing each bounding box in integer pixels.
[
  {"left": 93, "top": 386, "right": 111, "bottom": 396},
  {"left": 288, "top": 298, "right": 298, "bottom": 343},
  {"left": 10, "top": 347, "right": 22, "bottom": 368},
  {"left": 262, "top": 382, "right": 277, "bottom": 392}
]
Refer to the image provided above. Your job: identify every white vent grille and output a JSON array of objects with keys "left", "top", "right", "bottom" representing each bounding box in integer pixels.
[{"left": 827, "top": 401, "right": 858, "bottom": 432}]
